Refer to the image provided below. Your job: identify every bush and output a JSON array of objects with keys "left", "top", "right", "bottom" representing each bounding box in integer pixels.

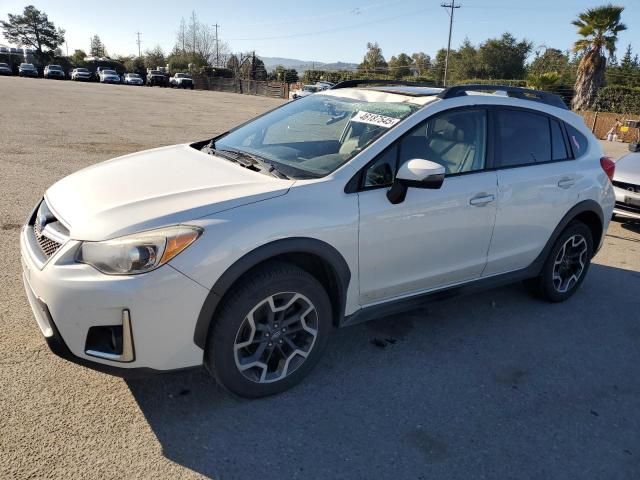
[{"left": 593, "top": 86, "right": 640, "bottom": 114}]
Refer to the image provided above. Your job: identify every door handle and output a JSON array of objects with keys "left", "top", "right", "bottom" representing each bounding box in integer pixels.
[
  {"left": 557, "top": 177, "right": 576, "bottom": 189},
  {"left": 469, "top": 194, "right": 495, "bottom": 206}
]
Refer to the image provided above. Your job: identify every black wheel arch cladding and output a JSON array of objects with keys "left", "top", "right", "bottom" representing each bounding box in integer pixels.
[{"left": 193, "top": 237, "right": 351, "bottom": 350}]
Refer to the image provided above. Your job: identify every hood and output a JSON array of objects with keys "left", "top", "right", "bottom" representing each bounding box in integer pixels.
[
  {"left": 614, "top": 153, "right": 640, "bottom": 184},
  {"left": 45, "top": 144, "right": 294, "bottom": 241}
]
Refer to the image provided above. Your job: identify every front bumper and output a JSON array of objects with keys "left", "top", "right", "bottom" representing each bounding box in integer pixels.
[
  {"left": 613, "top": 185, "right": 640, "bottom": 220},
  {"left": 20, "top": 219, "right": 209, "bottom": 374}
]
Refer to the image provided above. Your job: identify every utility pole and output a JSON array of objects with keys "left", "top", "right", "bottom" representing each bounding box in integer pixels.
[
  {"left": 441, "top": 0, "right": 460, "bottom": 86},
  {"left": 191, "top": 11, "right": 197, "bottom": 56},
  {"left": 135, "top": 32, "right": 142, "bottom": 57},
  {"left": 213, "top": 23, "right": 220, "bottom": 67}
]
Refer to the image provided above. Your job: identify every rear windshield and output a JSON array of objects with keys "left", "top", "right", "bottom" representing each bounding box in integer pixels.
[
  {"left": 76, "top": 68, "right": 88, "bottom": 72},
  {"left": 103, "top": 70, "right": 117, "bottom": 75},
  {"left": 0, "top": 63, "right": 8, "bottom": 68},
  {"left": 48, "top": 65, "right": 62, "bottom": 70}
]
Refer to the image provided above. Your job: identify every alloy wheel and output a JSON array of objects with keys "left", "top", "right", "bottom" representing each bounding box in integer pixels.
[
  {"left": 552, "top": 234, "right": 588, "bottom": 293},
  {"left": 233, "top": 292, "right": 319, "bottom": 383}
]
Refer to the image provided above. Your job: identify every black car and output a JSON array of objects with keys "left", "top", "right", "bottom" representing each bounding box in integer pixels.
[
  {"left": 146, "top": 70, "right": 167, "bottom": 87},
  {"left": 19, "top": 63, "right": 38, "bottom": 77},
  {"left": 0, "top": 62, "right": 12, "bottom": 75}
]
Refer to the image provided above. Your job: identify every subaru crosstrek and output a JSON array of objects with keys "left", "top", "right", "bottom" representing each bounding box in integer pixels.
[{"left": 20, "top": 83, "right": 615, "bottom": 397}]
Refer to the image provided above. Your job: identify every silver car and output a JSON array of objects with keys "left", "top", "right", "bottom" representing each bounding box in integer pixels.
[{"left": 612, "top": 152, "right": 640, "bottom": 220}]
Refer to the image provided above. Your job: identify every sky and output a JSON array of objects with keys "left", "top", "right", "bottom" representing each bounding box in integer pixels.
[{"left": 0, "top": 0, "right": 639, "bottom": 64}]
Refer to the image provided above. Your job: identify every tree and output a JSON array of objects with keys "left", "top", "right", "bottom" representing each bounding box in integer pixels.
[
  {"left": 388, "top": 53, "right": 412, "bottom": 79},
  {"left": 1, "top": 5, "right": 65, "bottom": 61},
  {"left": 477, "top": 33, "right": 532, "bottom": 79},
  {"left": 226, "top": 54, "right": 240, "bottom": 75},
  {"left": 358, "top": 42, "right": 388, "bottom": 75},
  {"left": 70, "top": 49, "right": 87, "bottom": 65},
  {"left": 571, "top": 4, "right": 627, "bottom": 111},
  {"left": 452, "top": 38, "right": 478, "bottom": 80},
  {"left": 144, "top": 45, "right": 166, "bottom": 69},
  {"left": 89, "top": 35, "right": 106, "bottom": 57},
  {"left": 529, "top": 48, "right": 571, "bottom": 76},
  {"left": 123, "top": 56, "right": 146, "bottom": 75},
  {"left": 411, "top": 52, "right": 431, "bottom": 76},
  {"left": 432, "top": 48, "right": 448, "bottom": 85},
  {"left": 174, "top": 12, "right": 230, "bottom": 66}
]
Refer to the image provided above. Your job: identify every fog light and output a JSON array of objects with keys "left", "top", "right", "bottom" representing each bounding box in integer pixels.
[{"left": 85, "top": 309, "right": 135, "bottom": 362}]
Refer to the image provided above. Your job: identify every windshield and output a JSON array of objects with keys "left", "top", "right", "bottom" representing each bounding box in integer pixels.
[
  {"left": 150, "top": 70, "right": 161, "bottom": 74},
  {"left": 49, "top": 65, "right": 62, "bottom": 70},
  {"left": 76, "top": 68, "right": 88, "bottom": 72},
  {"left": 213, "top": 94, "right": 420, "bottom": 178},
  {"left": 302, "top": 86, "right": 318, "bottom": 92},
  {"left": 0, "top": 63, "right": 8, "bottom": 68},
  {"left": 103, "top": 70, "right": 117, "bottom": 75},
  {"left": 127, "top": 73, "right": 140, "bottom": 77}
]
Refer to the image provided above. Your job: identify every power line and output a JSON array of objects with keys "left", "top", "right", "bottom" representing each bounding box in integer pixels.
[
  {"left": 441, "top": 0, "right": 461, "bottom": 87},
  {"left": 135, "top": 31, "right": 142, "bottom": 58}
]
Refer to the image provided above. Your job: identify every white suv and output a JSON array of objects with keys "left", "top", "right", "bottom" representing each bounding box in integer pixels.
[{"left": 20, "top": 83, "right": 615, "bottom": 397}]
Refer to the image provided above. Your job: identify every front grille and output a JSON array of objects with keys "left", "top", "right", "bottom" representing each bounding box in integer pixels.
[
  {"left": 33, "top": 222, "right": 62, "bottom": 257},
  {"left": 612, "top": 180, "right": 640, "bottom": 194},
  {"left": 31, "top": 201, "right": 67, "bottom": 259}
]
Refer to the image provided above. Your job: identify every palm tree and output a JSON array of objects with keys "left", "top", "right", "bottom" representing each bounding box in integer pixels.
[{"left": 571, "top": 4, "right": 626, "bottom": 110}]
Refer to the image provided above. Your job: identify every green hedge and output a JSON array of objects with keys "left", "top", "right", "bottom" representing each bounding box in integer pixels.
[{"left": 593, "top": 86, "right": 640, "bottom": 114}]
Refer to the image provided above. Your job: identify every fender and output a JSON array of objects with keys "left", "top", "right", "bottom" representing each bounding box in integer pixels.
[
  {"left": 193, "top": 237, "right": 351, "bottom": 349},
  {"left": 527, "top": 199, "right": 604, "bottom": 275}
]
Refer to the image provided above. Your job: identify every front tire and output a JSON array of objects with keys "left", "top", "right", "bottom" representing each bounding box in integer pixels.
[
  {"left": 204, "top": 261, "right": 332, "bottom": 398},
  {"left": 527, "top": 221, "right": 593, "bottom": 302}
]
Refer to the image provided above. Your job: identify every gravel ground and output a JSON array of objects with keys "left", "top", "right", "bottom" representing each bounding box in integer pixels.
[{"left": 1, "top": 77, "right": 639, "bottom": 480}]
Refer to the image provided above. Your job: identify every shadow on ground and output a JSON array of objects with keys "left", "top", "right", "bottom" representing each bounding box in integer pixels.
[{"left": 127, "top": 264, "right": 640, "bottom": 479}]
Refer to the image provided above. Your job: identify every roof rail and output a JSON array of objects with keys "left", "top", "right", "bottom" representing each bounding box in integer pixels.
[
  {"left": 438, "top": 84, "right": 568, "bottom": 110},
  {"left": 331, "top": 79, "right": 437, "bottom": 89}
]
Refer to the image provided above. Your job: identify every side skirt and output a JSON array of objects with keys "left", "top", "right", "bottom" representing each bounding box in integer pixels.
[{"left": 340, "top": 267, "right": 535, "bottom": 327}]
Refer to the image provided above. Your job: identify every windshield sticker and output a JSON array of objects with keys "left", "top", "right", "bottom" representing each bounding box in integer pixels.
[{"left": 351, "top": 111, "right": 401, "bottom": 128}]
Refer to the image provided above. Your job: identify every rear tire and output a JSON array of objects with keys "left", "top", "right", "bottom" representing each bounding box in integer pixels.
[
  {"left": 526, "top": 221, "right": 593, "bottom": 302},
  {"left": 204, "top": 261, "right": 332, "bottom": 398}
]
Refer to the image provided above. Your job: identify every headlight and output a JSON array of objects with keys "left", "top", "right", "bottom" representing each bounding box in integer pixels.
[{"left": 77, "top": 226, "right": 202, "bottom": 275}]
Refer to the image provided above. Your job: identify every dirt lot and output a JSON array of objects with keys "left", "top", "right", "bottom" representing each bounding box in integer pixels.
[{"left": 1, "top": 77, "right": 639, "bottom": 480}]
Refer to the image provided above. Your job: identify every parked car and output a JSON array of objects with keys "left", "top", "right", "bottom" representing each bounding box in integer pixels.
[
  {"left": 71, "top": 68, "right": 92, "bottom": 81},
  {"left": 146, "top": 70, "right": 167, "bottom": 87},
  {"left": 123, "top": 73, "right": 144, "bottom": 85},
  {"left": 20, "top": 83, "right": 615, "bottom": 398},
  {"left": 0, "top": 62, "right": 12, "bottom": 75},
  {"left": 611, "top": 152, "right": 640, "bottom": 220},
  {"left": 292, "top": 84, "right": 320, "bottom": 99},
  {"left": 18, "top": 63, "right": 38, "bottom": 77},
  {"left": 44, "top": 64, "right": 65, "bottom": 79},
  {"left": 99, "top": 69, "right": 121, "bottom": 84},
  {"left": 169, "top": 72, "right": 194, "bottom": 89}
]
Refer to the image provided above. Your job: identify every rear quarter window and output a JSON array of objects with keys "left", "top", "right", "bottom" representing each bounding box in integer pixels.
[{"left": 565, "top": 124, "right": 589, "bottom": 158}]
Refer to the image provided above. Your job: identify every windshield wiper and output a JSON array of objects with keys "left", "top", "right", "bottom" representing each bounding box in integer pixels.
[{"left": 211, "top": 147, "right": 289, "bottom": 179}]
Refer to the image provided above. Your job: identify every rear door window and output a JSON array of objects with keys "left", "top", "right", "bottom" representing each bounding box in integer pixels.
[{"left": 496, "top": 109, "right": 552, "bottom": 167}]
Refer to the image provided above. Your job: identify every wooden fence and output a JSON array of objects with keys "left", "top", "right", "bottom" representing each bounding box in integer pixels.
[
  {"left": 192, "top": 75, "right": 289, "bottom": 99},
  {"left": 577, "top": 111, "right": 640, "bottom": 142}
]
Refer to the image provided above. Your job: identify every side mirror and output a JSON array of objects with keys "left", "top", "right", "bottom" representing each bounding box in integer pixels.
[{"left": 387, "top": 159, "right": 445, "bottom": 204}]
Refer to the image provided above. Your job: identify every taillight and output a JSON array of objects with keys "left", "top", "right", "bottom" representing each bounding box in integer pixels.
[{"left": 600, "top": 156, "right": 615, "bottom": 181}]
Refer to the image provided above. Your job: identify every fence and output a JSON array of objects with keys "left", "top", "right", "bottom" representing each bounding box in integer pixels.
[
  {"left": 192, "top": 75, "right": 289, "bottom": 99},
  {"left": 577, "top": 111, "right": 640, "bottom": 143}
]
